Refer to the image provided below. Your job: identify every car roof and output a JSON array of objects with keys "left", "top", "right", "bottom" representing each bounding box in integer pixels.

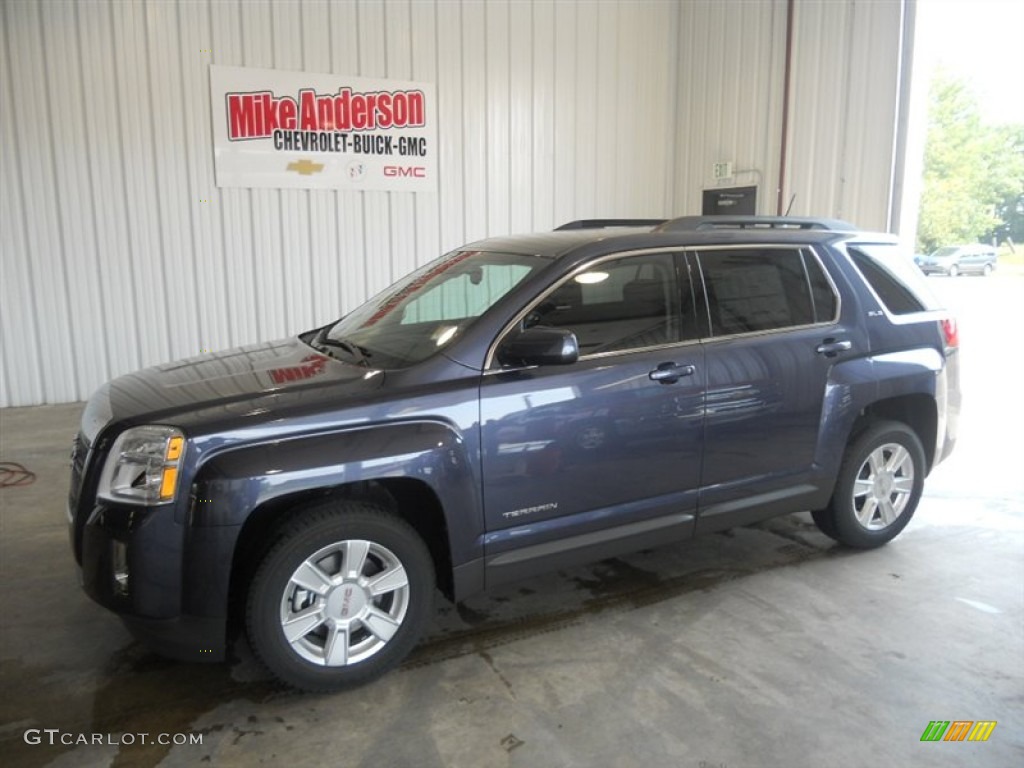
[{"left": 461, "top": 220, "right": 898, "bottom": 261}]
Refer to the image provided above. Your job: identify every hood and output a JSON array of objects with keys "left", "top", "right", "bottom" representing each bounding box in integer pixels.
[{"left": 82, "top": 337, "right": 383, "bottom": 443}]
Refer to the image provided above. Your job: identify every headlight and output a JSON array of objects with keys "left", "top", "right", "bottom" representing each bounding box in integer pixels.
[{"left": 97, "top": 426, "right": 186, "bottom": 505}]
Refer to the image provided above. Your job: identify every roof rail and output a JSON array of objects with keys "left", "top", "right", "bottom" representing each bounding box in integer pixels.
[
  {"left": 555, "top": 219, "right": 667, "bottom": 231},
  {"left": 656, "top": 216, "right": 859, "bottom": 232}
]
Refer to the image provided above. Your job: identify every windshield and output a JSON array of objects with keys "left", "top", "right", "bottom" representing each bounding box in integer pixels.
[{"left": 320, "top": 250, "right": 544, "bottom": 367}]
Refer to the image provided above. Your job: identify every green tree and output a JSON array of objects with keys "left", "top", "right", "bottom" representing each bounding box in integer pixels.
[
  {"left": 990, "top": 124, "right": 1024, "bottom": 245},
  {"left": 917, "top": 71, "right": 1024, "bottom": 252}
]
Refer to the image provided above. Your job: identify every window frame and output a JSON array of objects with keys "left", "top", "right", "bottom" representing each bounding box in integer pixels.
[
  {"left": 484, "top": 247, "right": 699, "bottom": 371},
  {"left": 691, "top": 244, "right": 842, "bottom": 341}
]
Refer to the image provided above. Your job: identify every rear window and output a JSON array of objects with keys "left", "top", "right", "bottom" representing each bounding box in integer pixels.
[{"left": 847, "top": 244, "right": 941, "bottom": 315}]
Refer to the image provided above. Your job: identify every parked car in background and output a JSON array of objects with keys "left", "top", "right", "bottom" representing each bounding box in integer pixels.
[
  {"left": 918, "top": 244, "right": 997, "bottom": 276},
  {"left": 68, "top": 216, "right": 961, "bottom": 691}
]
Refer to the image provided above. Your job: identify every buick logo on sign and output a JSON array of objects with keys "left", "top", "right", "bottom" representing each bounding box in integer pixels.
[{"left": 346, "top": 161, "right": 366, "bottom": 182}]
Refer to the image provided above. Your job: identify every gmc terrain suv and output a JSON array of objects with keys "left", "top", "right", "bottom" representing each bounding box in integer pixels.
[{"left": 68, "top": 216, "right": 960, "bottom": 691}]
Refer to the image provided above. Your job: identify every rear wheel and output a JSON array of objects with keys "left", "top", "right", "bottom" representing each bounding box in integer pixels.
[
  {"left": 813, "top": 421, "right": 925, "bottom": 548},
  {"left": 246, "top": 501, "right": 435, "bottom": 691},
  {"left": 948, "top": 264, "right": 960, "bottom": 277}
]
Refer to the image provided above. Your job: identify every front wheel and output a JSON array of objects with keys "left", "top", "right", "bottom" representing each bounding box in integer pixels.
[
  {"left": 948, "top": 264, "right": 960, "bottom": 277},
  {"left": 813, "top": 421, "right": 926, "bottom": 548},
  {"left": 982, "top": 263, "right": 993, "bottom": 276},
  {"left": 246, "top": 501, "right": 435, "bottom": 691}
]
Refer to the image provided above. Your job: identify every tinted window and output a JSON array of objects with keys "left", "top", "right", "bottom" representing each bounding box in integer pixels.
[
  {"left": 698, "top": 248, "right": 831, "bottom": 336},
  {"left": 526, "top": 252, "right": 685, "bottom": 355},
  {"left": 847, "top": 245, "right": 940, "bottom": 315}
]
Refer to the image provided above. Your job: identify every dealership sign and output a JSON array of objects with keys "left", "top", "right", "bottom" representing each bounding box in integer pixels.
[{"left": 210, "top": 65, "right": 436, "bottom": 191}]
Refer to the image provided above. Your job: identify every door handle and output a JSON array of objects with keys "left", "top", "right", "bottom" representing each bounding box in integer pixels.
[
  {"left": 649, "top": 362, "right": 696, "bottom": 384},
  {"left": 816, "top": 338, "right": 852, "bottom": 357}
]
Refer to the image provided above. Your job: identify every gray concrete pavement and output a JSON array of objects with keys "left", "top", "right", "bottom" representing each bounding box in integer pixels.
[{"left": 1, "top": 274, "right": 1021, "bottom": 768}]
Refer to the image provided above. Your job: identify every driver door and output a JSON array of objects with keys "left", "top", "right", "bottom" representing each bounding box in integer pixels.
[{"left": 479, "top": 250, "right": 705, "bottom": 586}]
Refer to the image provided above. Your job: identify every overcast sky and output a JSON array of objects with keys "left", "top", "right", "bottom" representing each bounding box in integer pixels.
[{"left": 915, "top": 0, "right": 1024, "bottom": 124}]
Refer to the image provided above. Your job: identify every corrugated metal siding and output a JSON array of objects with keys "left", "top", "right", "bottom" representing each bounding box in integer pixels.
[
  {"left": 1, "top": 0, "right": 906, "bottom": 407},
  {"left": 0, "top": 0, "right": 679, "bottom": 406},
  {"left": 673, "top": 0, "right": 905, "bottom": 228},
  {"left": 787, "top": 0, "right": 904, "bottom": 227},
  {"left": 673, "top": 0, "right": 787, "bottom": 216}
]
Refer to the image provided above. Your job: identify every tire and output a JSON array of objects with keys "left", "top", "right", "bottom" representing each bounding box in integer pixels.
[
  {"left": 246, "top": 500, "right": 435, "bottom": 692},
  {"left": 814, "top": 421, "right": 926, "bottom": 549},
  {"left": 810, "top": 507, "right": 839, "bottom": 539},
  {"left": 983, "top": 263, "right": 993, "bottom": 276},
  {"left": 948, "top": 264, "right": 959, "bottom": 277}
]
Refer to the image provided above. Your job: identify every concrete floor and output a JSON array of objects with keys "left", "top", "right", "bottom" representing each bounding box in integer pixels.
[{"left": 1, "top": 275, "right": 1022, "bottom": 768}]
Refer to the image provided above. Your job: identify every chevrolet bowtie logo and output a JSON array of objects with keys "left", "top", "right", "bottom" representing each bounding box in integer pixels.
[{"left": 286, "top": 159, "right": 324, "bottom": 175}]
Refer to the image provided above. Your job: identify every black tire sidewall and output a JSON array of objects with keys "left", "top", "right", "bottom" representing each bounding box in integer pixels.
[
  {"left": 246, "top": 504, "right": 434, "bottom": 692},
  {"left": 810, "top": 507, "right": 839, "bottom": 540},
  {"left": 829, "top": 422, "right": 926, "bottom": 549}
]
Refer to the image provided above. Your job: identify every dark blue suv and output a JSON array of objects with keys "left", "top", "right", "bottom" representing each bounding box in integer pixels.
[{"left": 68, "top": 216, "right": 960, "bottom": 691}]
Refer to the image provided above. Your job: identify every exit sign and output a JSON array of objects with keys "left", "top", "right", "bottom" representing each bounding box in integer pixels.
[{"left": 713, "top": 162, "right": 733, "bottom": 180}]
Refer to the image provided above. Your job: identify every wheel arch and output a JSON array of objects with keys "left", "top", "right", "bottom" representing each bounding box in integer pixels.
[
  {"left": 189, "top": 420, "right": 479, "bottom": 640},
  {"left": 226, "top": 477, "right": 455, "bottom": 639},
  {"left": 849, "top": 394, "right": 938, "bottom": 472}
]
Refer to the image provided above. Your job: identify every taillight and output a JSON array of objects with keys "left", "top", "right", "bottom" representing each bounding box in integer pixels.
[{"left": 941, "top": 317, "right": 959, "bottom": 350}]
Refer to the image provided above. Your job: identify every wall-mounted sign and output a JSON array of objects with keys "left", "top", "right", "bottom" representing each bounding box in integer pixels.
[{"left": 210, "top": 65, "right": 437, "bottom": 192}]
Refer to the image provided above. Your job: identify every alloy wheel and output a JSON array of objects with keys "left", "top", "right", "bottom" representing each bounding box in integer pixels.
[
  {"left": 850, "top": 443, "right": 915, "bottom": 530},
  {"left": 278, "top": 539, "right": 410, "bottom": 666}
]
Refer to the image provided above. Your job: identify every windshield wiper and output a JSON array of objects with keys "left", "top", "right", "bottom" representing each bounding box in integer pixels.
[{"left": 313, "top": 326, "right": 371, "bottom": 366}]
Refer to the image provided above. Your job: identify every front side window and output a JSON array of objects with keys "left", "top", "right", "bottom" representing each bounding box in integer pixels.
[
  {"left": 524, "top": 252, "right": 686, "bottom": 356},
  {"left": 322, "top": 250, "right": 545, "bottom": 367},
  {"left": 697, "top": 248, "right": 836, "bottom": 336}
]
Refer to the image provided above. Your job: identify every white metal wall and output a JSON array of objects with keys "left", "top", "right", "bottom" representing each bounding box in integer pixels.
[
  {"left": 0, "top": 0, "right": 907, "bottom": 408},
  {"left": 673, "top": 0, "right": 907, "bottom": 228},
  {"left": 787, "top": 0, "right": 905, "bottom": 227}
]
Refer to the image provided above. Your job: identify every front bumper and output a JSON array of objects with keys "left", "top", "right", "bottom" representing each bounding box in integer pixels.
[
  {"left": 75, "top": 501, "right": 234, "bottom": 663},
  {"left": 121, "top": 614, "right": 226, "bottom": 662}
]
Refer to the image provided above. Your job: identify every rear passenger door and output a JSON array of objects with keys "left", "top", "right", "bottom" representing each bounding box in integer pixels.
[{"left": 692, "top": 246, "right": 858, "bottom": 532}]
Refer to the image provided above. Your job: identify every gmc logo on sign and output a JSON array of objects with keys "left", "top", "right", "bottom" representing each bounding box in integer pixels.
[{"left": 383, "top": 165, "right": 426, "bottom": 178}]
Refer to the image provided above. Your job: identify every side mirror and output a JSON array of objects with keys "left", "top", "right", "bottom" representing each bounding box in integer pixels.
[{"left": 498, "top": 328, "right": 579, "bottom": 367}]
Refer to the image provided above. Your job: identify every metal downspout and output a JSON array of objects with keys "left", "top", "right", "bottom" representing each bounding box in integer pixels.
[{"left": 777, "top": 0, "right": 796, "bottom": 215}]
